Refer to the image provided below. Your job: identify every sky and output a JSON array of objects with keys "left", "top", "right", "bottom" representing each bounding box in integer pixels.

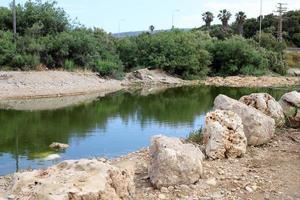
[{"left": 0, "top": 0, "right": 299, "bottom": 33}]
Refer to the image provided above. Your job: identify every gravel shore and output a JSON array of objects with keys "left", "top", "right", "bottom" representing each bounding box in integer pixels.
[{"left": 0, "top": 70, "right": 299, "bottom": 101}]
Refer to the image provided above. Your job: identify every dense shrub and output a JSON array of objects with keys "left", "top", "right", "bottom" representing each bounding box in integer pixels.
[
  {"left": 207, "top": 36, "right": 268, "bottom": 76},
  {"left": 254, "top": 32, "right": 286, "bottom": 52},
  {"left": 116, "top": 37, "right": 138, "bottom": 71},
  {"left": 117, "top": 30, "right": 212, "bottom": 79},
  {"left": 0, "top": 31, "right": 16, "bottom": 66}
]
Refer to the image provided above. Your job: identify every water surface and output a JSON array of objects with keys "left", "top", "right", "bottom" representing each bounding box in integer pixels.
[{"left": 0, "top": 86, "right": 295, "bottom": 175}]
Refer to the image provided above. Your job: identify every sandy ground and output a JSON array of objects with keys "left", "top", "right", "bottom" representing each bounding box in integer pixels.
[
  {"left": 111, "top": 128, "right": 300, "bottom": 200},
  {"left": 0, "top": 70, "right": 299, "bottom": 101}
]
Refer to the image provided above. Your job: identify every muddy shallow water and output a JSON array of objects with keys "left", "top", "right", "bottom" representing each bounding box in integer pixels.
[{"left": 0, "top": 85, "right": 296, "bottom": 175}]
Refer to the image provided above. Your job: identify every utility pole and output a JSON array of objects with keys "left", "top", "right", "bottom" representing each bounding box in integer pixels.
[
  {"left": 12, "top": 0, "right": 17, "bottom": 42},
  {"left": 275, "top": 3, "right": 287, "bottom": 42},
  {"left": 259, "top": 0, "right": 263, "bottom": 46}
]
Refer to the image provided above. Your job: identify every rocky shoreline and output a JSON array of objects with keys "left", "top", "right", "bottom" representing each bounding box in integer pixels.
[{"left": 1, "top": 91, "right": 300, "bottom": 200}]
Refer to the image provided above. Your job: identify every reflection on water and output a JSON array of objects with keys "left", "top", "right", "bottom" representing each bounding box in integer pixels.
[{"left": 0, "top": 86, "right": 295, "bottom": 175}]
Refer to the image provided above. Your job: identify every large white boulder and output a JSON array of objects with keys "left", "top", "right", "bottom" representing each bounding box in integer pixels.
[
  {"left": 9, "top": 159, "right": 135, "bottom": 200},
  {"left": 214, "top": 95, "right": 275, "bottom": 146},
  {"left": 279, "top": 91, "right": 300, "bottom": 128},
  {"left": 240, "top": 93, "right": 285, "bottom": 127},
  {"left": 148, "top": 135, "right": 204, "bottom": 189},
  {"left": 203, "top": 110, "right": 247, "bottom": 159}
]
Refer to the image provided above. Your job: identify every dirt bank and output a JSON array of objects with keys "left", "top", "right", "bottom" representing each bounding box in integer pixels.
[
  {"left": 203, "top": 76, "right": 300, "bottom": 88},
  {"left": 0, "top": 70, "right": 299, "bottom": 100},
  {"left": 112, "top": 128, "right": 300, "bottom": 200}
]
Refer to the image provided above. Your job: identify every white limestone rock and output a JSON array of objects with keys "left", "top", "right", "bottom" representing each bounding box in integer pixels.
[
  {"left": 203, "top": 110, "right": 247, "bottom": 159},
  {"left": 214, "top": 94, "right": 275, "bottom": 146},
  {"left": 10, "top": 159, "right": 135, "bottom": 200},
  {"left": 148, "top": 135, "right": 204, "bottom": 189},
  {"left": 240, "top": 93, "right": 285, "bottom": 127},
  {"left": 279, "top": 91, "right": 300, "bottom": 128}
]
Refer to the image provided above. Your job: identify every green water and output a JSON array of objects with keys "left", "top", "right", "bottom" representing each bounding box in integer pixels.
[{"left": 0, "top": 85, "right": 295, "bottom": 175}]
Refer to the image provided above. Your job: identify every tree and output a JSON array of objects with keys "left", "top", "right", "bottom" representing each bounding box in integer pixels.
[
  {"left": 202, "top": 12, "right": 214, "bottom": 30},
  {"left": 235, "top": 11, "right": 247, "bottom": 36},
  {"left": 218, "top": 9, "right": 231, "bottom": 29},
  {"left": 149, "top": 25, "right": 155, "bottom": 33}
]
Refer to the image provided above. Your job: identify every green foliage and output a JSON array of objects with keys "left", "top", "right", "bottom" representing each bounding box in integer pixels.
[
  {"left": 15, "top": 0, "right": 69, "bottom": 36},
  {"left": 92, "top": 60, "right": 124, "bottom": 78},
  {"left": 187, "top": 128, "right": 203, "bottom": 144},
  {"left": 207, "top": 36, "right": 268, "bottom": 76},
  {"left": 0, "top": 1, "right": 296, "bottom": 77},
  {"left": 292, "top": 33, "right": 300, "bottom": 47},
  {"left": 116, "top": 37, "right": 139, "bottom": 71},
  {"left": 64, "top": 59, "right": 76, "bottom": 71},
  {"left": 209, "top": 25, "right": 233, "bottom": 40},
  {"left": 117, "top": 30, "right": 212, "bottom": 79},
  {"left": 0, "top": 31, "right": 16, "bottom": 66},
  {"left": 254, "top": 32, "right": 286, "bottom": 52}
]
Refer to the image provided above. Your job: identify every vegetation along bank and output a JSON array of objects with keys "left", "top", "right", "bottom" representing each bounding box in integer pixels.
[{"left": 0, "top": 1, "right": 300, "bottom": 80}]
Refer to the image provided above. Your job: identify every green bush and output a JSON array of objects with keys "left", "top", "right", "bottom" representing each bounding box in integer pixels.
[
  {"left": 129, "top": 30, "right": 212, "bottom": 79},
  {"left": 116, "top": 37, "right": 138, "bottom": 71},
  {"left": 11, "top": 53, "right": 40, "bottom": 70},
  {"left": 292, "top": 33, "right": 300, "bottom": 47},
  {"left": 0, "top": 31, "right": 16, "bottom": 67},
  {"left": 64, "top": 59, "right": 76, "bottom": 71},
  {"left": 254, "top": 32, "right": 286, "bottom": 53},
  {"left": 92, "top": 60, "right": 123, "bottom": 79},
  {"left": 208, "top": 36, "right": 268, "bottom": 76}
]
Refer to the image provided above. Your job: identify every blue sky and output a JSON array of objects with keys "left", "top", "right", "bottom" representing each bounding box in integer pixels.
[{"left": 0, "top": 0, "right": 299, "bottom": 33}]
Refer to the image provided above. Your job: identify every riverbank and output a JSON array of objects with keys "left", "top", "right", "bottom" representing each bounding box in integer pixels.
[
  {"left": 114, "top": 128, "right": 300, "bottom": 200},
  {"left": 0, "top": 70, "right": 299, "bottom": 100},
  {"left": 0, "top": 128, "right": 299, "bottom": 199}
]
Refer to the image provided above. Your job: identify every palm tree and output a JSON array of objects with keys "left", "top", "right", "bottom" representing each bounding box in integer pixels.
[
  {"left": 202, "top": 12, "right": 214, "bottom": 29},
  {"left": 149, "top": 25, "right": 155, "bottom": 33},
  {"left": 218, "top": 9, "right": 231, "bottom": 29},
  {"left": 235, "top": 11, "right": 247, "bottom": 36}
]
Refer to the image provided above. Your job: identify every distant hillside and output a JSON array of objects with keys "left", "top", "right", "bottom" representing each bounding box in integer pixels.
[{"left": 112, "top": 28, "right": 192, "bottom": 38}]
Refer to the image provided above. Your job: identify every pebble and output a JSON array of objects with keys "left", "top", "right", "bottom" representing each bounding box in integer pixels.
[
  {"left": 158, "top": 194, "right": 166, "bottom": 199},
  {"left": 206, "top": 178, "right": 217, "bottom": 186},
  {"left": 160, "top": 187, "right": 169, "bottom": 193},
  {"left": 245, "top": 186, "right": 253, "bottom": 193}
]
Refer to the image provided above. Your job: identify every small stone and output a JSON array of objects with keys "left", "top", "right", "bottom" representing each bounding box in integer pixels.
[
  {"left": 160, "top": 187, "right": 169, "bottom": 193},
  {"left": 167, "top": 186, "right": 174, "bottom": 191},
  {"left": 158, "top": 193, "right": 166, "bottom": 199},
  {"left": 245, "top": 186, "right": 253, "bottom": 193},
  {"left": 49, "top": 142, "right": 69, "bottom": 150},
  {"left": 252, "top": 185, "right": 258, "bottom": 191},
  {"left": 206, "top": 177, "right": 217, "bottom": 186},
  {"left": 8, "top": 195, "right": 15, "bottom": 200}
]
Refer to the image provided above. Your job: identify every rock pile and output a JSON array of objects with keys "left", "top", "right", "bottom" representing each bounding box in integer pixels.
[
  {"left": 148, "top": 135, "right": 204, "bottom": 189},
  {"left": 279, "top": 91, "right": 300, "bottom": 128},
  {"left": 240, "top": 93, "right": 285, "bottom": 127},
  {"left": 214, "top": 94, "right": 275, "bottom": 146},
  {"left": 203, "top": 110, "right": 247, "bottom": 159},
  {"left": 10, "top": 159, "right": 135, "bottom": 200}
]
